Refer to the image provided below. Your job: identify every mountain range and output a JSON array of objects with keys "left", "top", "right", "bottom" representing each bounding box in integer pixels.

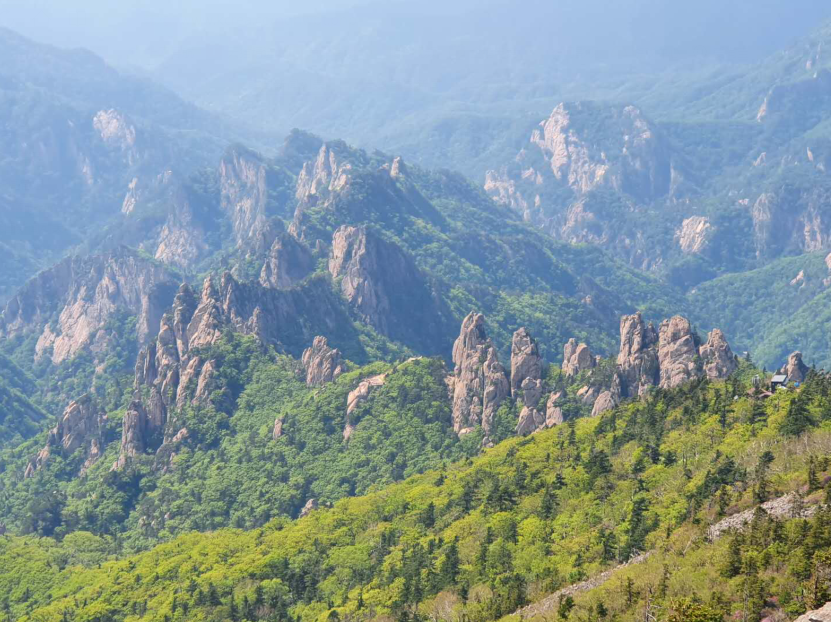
[{"left": 3, "top": 10, "right": 831, "bottom": 622}]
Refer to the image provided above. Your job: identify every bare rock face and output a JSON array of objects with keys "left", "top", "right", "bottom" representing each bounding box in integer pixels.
[
  {"left": 515, "top": 406, "right": 545, "bottom": 436},
  {"left": 154, "top": 182, "right": 211, "bottom": 271},
  {"left": 545, "top": 391, "right": 565, "bottom": 427},
  {"left": 272, "top": 418, "right": 284, "bottom": 440},
  {"left": 617, "top": 312, "right": 660, "bottom": 398},
  {"left": 785, "top": 351, "right": 810, "bottom": 383},
  {"left": 344, "top": 373, "right": 388, "bottom": 440},
  {"left": 25, "top": 395, "right": 106, "bottom": 477},
  {"left": 302, "top": 336, "right": 347, "bottom": 387},
  {"left": 219, "top": 147, "right": 282, "bottom": 253},
  {"left": 260, "top": 232, "right": 315, "bottom": 289},
  {"left": 675, "top": 216, "right": 713, "bottom": 255},
  {"left": 450, "top": 313, "right": 510, "bottom": 436},
  {"left": 699, "top": 329, "right": 738, "bottom": 380},
  {"left": 562, "top": 338, "right": 595, "bottom": 377},
  {"left": 657, "top": 316, "right": 700, "bottom": 389},
  {"left": 591, "top": 391, "right": 617, "bottom": 417},
  {"left": 510, "top": 328, "right": 543, "bottom": 404},
  {"left": 299, "top": 498, "right": 318, "bottom": 518},
  {"left": 114, "top": 397, "right": 150, "bottom": 470},
  {"left": 0, "top": 248, "right": 178, "bottom": 366},
  {"left": 794, "top": 601, "right": 831, "bottom": 622}
]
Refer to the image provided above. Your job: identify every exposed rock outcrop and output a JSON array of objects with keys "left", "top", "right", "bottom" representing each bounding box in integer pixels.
[
  {"left": 25, "top": 395, "right": 106, "bottom": 477},
  {"left": 516, "top": 406, "right": 545, "bottom": 436},
  {"left": 272, "top": 418, "right": 284, "bottom": 440},
  {"left": 0, "top": 248, "right": 178, "bottom": 365},
  {"left": 784, "top": 351, "right": 810, "bottom": 383},
  {"left": 794, "top": 602, "right": 831, "bottom": 622},
  {"left": 299, "top": 498, "right": 318, "bottom": 518},
  {"left": 450, "top": 313, "right": 510, "bottom": 436},
  {"left": 302, "top": 336, "right": 346, "bottom": 387},
  {"left": 675, "top": 216, "right": 713, "bottom": 255},
  {"left": 328, "top": 225, "right": 450, "bottom": 352},
  {"left": 260, "top": 232, "right": 315, "bottom": 289},
  {"left": 699, "top": 329, "right": 738, "bottom": 380},
  {"left": 657, "top": 316, "right": 700, "bottom": 389},
  {"left": 617, "top": 313, "right": 660, "bottom": 398},
  {"left": 591, "top": 391, "right": 617, "bottom": 417},
  {"left": 562, "top": 338, "right": 595, "bottom": 377},
  {"left": 510, "top": 328, "right": 543, "bottom": 406},
  {"left": 115, "top": 272, "right": 356, "bottom": 468},
  {"left": 344, "top": 373, "right": 387, "bottom": 440},
  {"left": 545, "top": 392, "right": 565, "bottom": 427}
]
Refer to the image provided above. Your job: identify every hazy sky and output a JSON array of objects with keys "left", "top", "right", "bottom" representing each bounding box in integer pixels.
[{"left": 3, "top": 0, "right": 830, "bottom": 73}]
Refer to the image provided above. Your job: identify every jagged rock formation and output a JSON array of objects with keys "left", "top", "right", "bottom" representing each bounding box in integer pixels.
[
  {"left": 328, "top": 225, "right": 450, "bottom": 352},
  {"left": 154, "top": 179, "right": 213, "bottom": 271},
  {"left": 260, "top": 232, "right": 315, "bottom": 289},
  {"left": 25, "top": 395, "right": 106, "bottom": 477},
  {"left": 219, "top": 147, "right": 292, "bottom": 253},
  {"left": 617, "top": 313, "right": 660, "bottom": 398},
  {"left": 114, "top": 272, "right": 354, "bottom": 468},
  {"left": 784, "top": 351, "right": 810, "bottom": 382},
  {"left": 562, "top": 338, "right": 595, "bottom": 377},
  {"left": 657, "top": 316, "right": 701, "bottom": 390},
  {"left": 301, "top": 336, "right": 346, "bottom": 387},
  {"left": 484, "top": 102, "right": 673, "bottom": 270},
  {"left": 699, "top": 329, "right": 739, "bottom": 380},
  {"left": 344, "top": 374, "right": 388, "bottom": 440},
  {"left": 510, "top": 328, "right": 543, "bottom": 406},
  {"left": 449, "top": 313, "right": 509, "bottom": 436},
  {"left": 546, "top": 392, "right": 565, "bottom": 427},
  {"left": 0, "top": 247, "right": 178, "bottom": 365}
]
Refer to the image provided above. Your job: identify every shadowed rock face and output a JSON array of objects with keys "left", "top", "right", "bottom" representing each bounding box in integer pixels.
[
  {"left": 785, "top": 351, "right": 810, "bottom": 382},
  {"left": 260, "top": 232, "right": 315, "bottom": 290},
  {"left": 302, "top": 336, "right": 346, "bottom": 387},
  {"left": 0, "top": 247, "right": 178, "bottom": 365},
  {"left": 328, "top": 224, "right": 451, "bottom": 354},
  {"left": 25, "top": 395, "right": 106, "bottom": 477},
  {"left": 450, "top": 313, "right": 509, "bottom": 437}
]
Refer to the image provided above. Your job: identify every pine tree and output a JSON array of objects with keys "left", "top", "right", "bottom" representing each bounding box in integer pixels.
[
  {"left": 809, "top": 456, "right": 821, "bottom": 492},
  {"left": 439, "top": 539, "right": 460, "bottom": 586},
  {"left": 781, "top": 397, "right": 814, "bottom": 436}
]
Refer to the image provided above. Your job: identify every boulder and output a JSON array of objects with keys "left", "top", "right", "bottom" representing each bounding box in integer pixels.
[
  {"left": 794, "top": 602, "right": 831, "bottom": 622},
  {"left": 545, "top": 391, "right": 565, "bottom": 427},
  {"left": 591, "top": 391, "right": 617, "bottom": 417},
  {"left": 299, "top": 498, "right": 318, "bottom": 518},
  {"left": 516, "top": 406, "right": 545, "bottom": 436}
]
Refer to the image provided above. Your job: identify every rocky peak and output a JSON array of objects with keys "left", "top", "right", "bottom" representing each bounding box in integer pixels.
[
  {"left": 562, "top": 338, "right": 596, "bottom": 377},
  {"left": 302, "top": 336, "right": 346, "bottom": 387},
  {"left": 154, "top": 183, "right": 211, "bottom": 271},
  {"left": 675, "top": 216, "right": 713, "bottom": 255},
  {"left": 295, "top": 143, "right": 354, "bottom": 204},
  {"left": 784, "top": 351, "right": 810, "bottom": 383},
  {"left": 510, "top": 327, "right": 542, "bottom": 402},
  {"left": 0, "top": 248, "right": 178, "bottom": 365},
  {"left": 260, "top": 232, "right": 315, "bottom": 289},
  {"left": 449, "top": 313, "right": 509, "bottom": 436},
  {"left": 617, "top": 312, "right": 660, "bottom": 398},
  {"left": 699, "top": 329, "right": 738, "bottom": 380},
  {"left": 25, "top": 395, "right": 106, "bottom": 477},
  {"left": 657, "top": 316, "right": 700, "bottom": 389}
]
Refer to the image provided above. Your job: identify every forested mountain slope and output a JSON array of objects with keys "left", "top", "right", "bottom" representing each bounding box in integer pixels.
[{"left": 4, "top": 365, "right": 831, "bottom": 621}]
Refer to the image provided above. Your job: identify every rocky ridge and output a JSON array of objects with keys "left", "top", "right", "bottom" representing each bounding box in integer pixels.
[{"left": 0, "top": 247, "right": 178, "bottom": 365}]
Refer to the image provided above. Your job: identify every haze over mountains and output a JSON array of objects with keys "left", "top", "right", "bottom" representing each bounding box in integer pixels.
[{"left": 5, "top": 4, "right": 831, "bottom": 621}]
